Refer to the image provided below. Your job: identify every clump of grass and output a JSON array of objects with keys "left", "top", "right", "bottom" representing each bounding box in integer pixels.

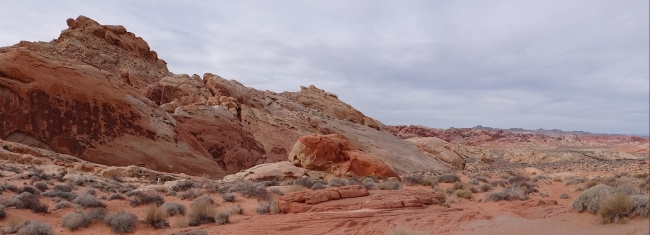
[
  {"left": 328, "top": 178, "right": 348, "bottom": 187},
  {"left": 15, "top": 193, "right": 48, "bottom": 213},
  {"left": 375, "top": 181, "right": 402, "bottom": 190},
  {"left": 53, "top": 184, "right": 73, "bottom": 192},
  {"left": 228, "top": 180, "right": 269, "bottom": 199},
  {"left": 421, "top": 177, "right": 438, "bottom": 187},
  {"left": 214, "top": 211, "right": 230, "bottom": 225},
  {"left": 226, "top": 204, "right": 243, "bottom": 215},
  {"left": 479, "top": 184, "right": 492, "bottom": 192},
  {"left": 221, "top": 193, "right": 236, "bottom": 202},
  {"left": 170, "top": 180, "right": 196, "bottom": 192},
  {"left": 33, "top": 182, "right": 48, "bottom": 192},
  {"left": 560, "top": 193, "right": 570, "bottom": 199},
  {"left": 402, "top": 175, "right": 423, "bottom": 186},
  {"left": 630, "top": 195, "right": 650, "bottom": 218},
  {"left": 3, "top": 216, "right": 25, "bottom": 234},
  {"left": 188, "top": 197, "right": 216, "bottom": 226},
  {"left": 455, "top": 189, "right": 471, "bottom": 199},
  {"left": 598, "top": 192, "right": 632, "bottom": 224},
  {"left": 73, "top": 194, "right": 106, "bottom": 208},
  {"left": 61, "top": 212, "right": 91, "bottom": 231},
  {"left": 310, "top": 183, "right": 327, "bottom": 190},
  {"left": 16, "top": 220, "right": 53, "bottom": 235},
  {"left": 143, "top": 204, "right": 169, "bottom": 229},
  {"left": 179, "top": 188, "right": 203, "bottom": 200},
  {"left": 0, "top": 205, "right": 5, "bottom": 219},
  {"left": 437, "top": 174, "right": 460, "bottom": 183},
  {"left": 161, "top": 202, "right": 186, "bottom": 216},
  {"left": 108, "top": 193, "right": 125, "bottom": 201},
  {"left": 572, "top": 184, "right": 614, "bottom": 213},
  {"left": 485, "top": 186, "right": 529, "bottom": 202},
  {"left": 129, "top": 191, "right": 165, "bottom": 207},
  {"left": 43, "top": 190, "right": 77, "bottom": 201},
  {"left": 53, "top": 201, "right": 72, "bottom": 210},
  {"left": 104, "top": 211, "right": 138, "bottom": 233},
  {"left": 293, "top": 177, "right": 314, "bottom": 188},
  {"left": 362, "top": 178, "right": 376, "bottom": 190},
  {"left": 490, "top": 179, "right": 508, "bottom": 188}
]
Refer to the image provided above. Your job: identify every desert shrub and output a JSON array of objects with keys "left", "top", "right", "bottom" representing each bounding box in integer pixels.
[
  {"left": 188, "top": 198, "right": 215, "bottom": 226},
  {"left": 585, "top": 180, "right": 599, "bottom": 189},
  {"left": 110, "top": 174, "right": 124, "bottom": 183},
  {"left": 171, "top": 180, "right": 196, "bottom": 192},
  {"left": 261, "top": 180, "right": 278, "bottom": 187},
  {"left": 16, "top": 193, "right": 48, "bottom": 213},
  {"left": 479, "top": 184, "right": 492, "bottom": 192},
  {"left": 402, "top": 175, "right": 423, "bottom": 186},
  {"left": 227, "top": 204, "right": 243, "bottom": 215},
  {"left": 161, "top": 202, "right": 186, "bottom": 216},
  {"left": 466, "top": 179, "right": 479, "bottom": 185},
  {"left": 630, "top": 195, "right": 650, "bottom": 218},
  {"left": 0, "top": 205, "right": 5, "bottom": 219},
  {"left": 485, "top": 186, "right": 528, "bottom": 202},
  {"left": 421, "top": 177, "right": 438, "bottom": 187},
  {"left": 33, "top": 182, "right": 48, "bottom": 192},
  {"left": 255, "top": 202, "right": 270, "bottom": 214},
  {"left": 83, "top": 188, "right": 96, "bottom": 196},
  {"left": 143, "top": 204, "right": 169, "bottom": 229},
  {"left": 221, "top": 193, "right": 236, "bottom": 202},
  {"left": 455, "top": 189, "right": 471, "bottom": 199},
  {"left": 61, "top": 212, "right": 91, "bottom": 231},
  {"left": 328, "top": 178, "right": 348, "bottom": 187},
  {"left": 73, "top": 195, "right": 106, "bottom": 208},
  {"left": 438, "top": 174, "right": 460, "bottom": 183},
  {"left": 269, "top": 188, "right": 284, "bottom": 195},
  {"left": 167, "top": 191, "right": 177, "bottom": 197},
  {"left": 20, "top": 186, "right": 39, "bottom": 196},
  {"left": 172, "top": 229, "right": 207, "bottom": 235},
  {"left": 3, "top": 183, "right": 19, "bottom": 193},
  {"left": 451, "top": 182, "right": 467, "bottom": 190},
  {"left": 43, "top": 190, "right": 77, "bottom": 201},
  {"left": 3, "top": 217, "right": 25, "bottom": 234},
  {"left": 53, "top": 184, "right": 72, "bottom": 192},
  {"left": 362, "top": 178, "right": 376, "bottom": 190},
  {"left": 214, "top": 211, "right": 230, "bottom": 225},
  {"left": 293, "top": 177, "right": 314, "bottom": 188},
  {"left": 16, "top": 220, "right": 53, "bottom": 235},
  {"left": 53, "top": 201, "right": 72, "bottom": 210},
  {"left": 560, "top": 193, "right": 570, "bottom": 199},
  {"left": 614, "top": 185, "right": 641, "bottom": 196},
  {"left": 387, "top": 226, "right": 429, "bottom": 235},
  {"left": 474, "top": 177, "right": 489, "bottom": 183},
  {"left": 104, "top": 211, "right": 137, "bottom": 233},
  {"left": 179, "top": 188, "right": 203, "bottom": 200},
  {"left": 490, "top": 179, "right": 508, "bottom": 188},
  {"left": 572, "top": 184, "right": 614, "bottom": 213},
  {"left": 598, "top": 192, "right": 632, "bottom": 224},
  {"left": 565, "top": 180, "right": 577, "bottom": 186},
  {"left": 228, "top": 180, "right": 269, "bottom": 199},
  {"left": 191, "top": 195, "right": 215, "bottom": 206},
  {"left": 507, "top": 175, "right": 529, "bottom": 184},
  {"left": 108, "top": 193, "right": 125, "bottom": 201},
  {"left": 311, "top": 183, "right": 327, "bottom": 190},
  {"left": 87, "top": 208, "right": 107, "bottom": 221},
  {"left": 129, "top": 192, "right": 165, "bottom": 207},
  {"left": 348, "top": 177, "right": 362, "bottom": 185},
  {"left": 375, "top": 181, "right": 402, "bottom": 190}
]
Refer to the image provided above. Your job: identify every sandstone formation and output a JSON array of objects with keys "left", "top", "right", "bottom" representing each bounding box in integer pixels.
[
  {"left": 404, "top": 137, "right": 466, "bottom": 170},
  {"left": 288, "top": 134, "right": 399, "bottom": 178},
  {"left": 0, "top": 16, "right": 449, "bottom": 177}
]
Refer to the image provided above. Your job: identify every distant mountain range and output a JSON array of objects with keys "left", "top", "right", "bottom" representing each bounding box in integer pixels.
[{"left": 472, "top": 125, "right": 649, "bottom": 137}]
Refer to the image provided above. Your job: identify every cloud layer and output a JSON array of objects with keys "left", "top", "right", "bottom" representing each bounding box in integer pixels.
[{"left": 1, "top": 1, "right": 648, "bottom": 134}]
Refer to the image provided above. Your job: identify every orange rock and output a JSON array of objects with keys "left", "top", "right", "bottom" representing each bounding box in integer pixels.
[{"left": 288, "top": 134, "right": 398, "bottom": 178}]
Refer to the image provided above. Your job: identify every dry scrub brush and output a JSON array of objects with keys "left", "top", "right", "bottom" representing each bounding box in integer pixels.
[
  {"left": 143, "top": 204, "right": 169, "bottom": 229},
  {"left": 572, "top": 184, "right": 614, "bottom": 213},
  {"left": 598, "top": 192, "right": 632, "bottom": 224},
  {"left": 16, "top": 220, "right": 53, "bottom": 235},
  {"left": 188, "top": 197, "right": 216, "bottom": 226},
  {"left": 104, "top": 211, "right": 138, "bottom": 233}
]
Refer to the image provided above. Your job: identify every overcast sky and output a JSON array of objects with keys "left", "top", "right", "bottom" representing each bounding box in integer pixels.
[{"left": 1, "top": 1, "right": 648, "bottom": 134}]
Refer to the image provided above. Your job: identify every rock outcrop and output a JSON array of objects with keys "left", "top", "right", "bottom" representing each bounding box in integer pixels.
[
  {"left": 0, "top": 16, "right": 450, "bottom": 177},
  {"left": 405, "top": 137, "right": 466, "bottom": 170},
  {"left": 288, "top": 134, "right": 399, "bottom": 178}
]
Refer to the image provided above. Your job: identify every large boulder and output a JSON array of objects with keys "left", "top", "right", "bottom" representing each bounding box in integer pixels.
[{"left": 288, "top": 134, "right": 399, "bottom": 178}]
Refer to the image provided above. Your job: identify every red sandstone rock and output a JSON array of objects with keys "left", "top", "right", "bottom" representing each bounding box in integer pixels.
[{"left": 288, "top": 134, "right": 399, "bottom": 178}]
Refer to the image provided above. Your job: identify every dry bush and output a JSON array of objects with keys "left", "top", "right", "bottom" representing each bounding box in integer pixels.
[
  {"left": 311, "top": 183, "right": 327, "bottom": 190},
  {"left": 179, "top": 188, "right": 203, "bottom": 200},
  {"left": 61, "top": 212, "right": 91, "bottom": 231},
  {"left": 560, "top": 193, "right": 570, "bottom": 199},
  {"left": 104, "top": 211, "right": 138, "bottom": 233},
  {"left": 572, "top": 184, "right": 614, "bottom": 213},
  {"left": 630, "top": 195, "right": 650, "bottom": 218},
  {"left": 375, "top": 181, "right": 402, "bottom": 190},
  {"left": 43, "top": 190, "right": 77, "bottom": 201},
  {"left": 16, "top": 193, "right": 48, "bottom": 213},
  {"left": 53, "top": 184, "right": 72, "bottom": 192},
  {"left": 402, "top": 175, "right": 423, "bottom": 186},
  {"left": 479, "top": 184, "right": 492, "bottom": 192},
  {"left": 585, "top": 180, "right": 599, "bottom": 189},
  {"left": 16, "top": 220, "right": 53, "bottom": 235},
  {"left": 455, "top": 189, "right": 471, "bottom": 199},
  {"left": 437, "top": 174, "right": 461, "bottom": 183},
  {"left": 226, "top": 204, "right": 243, "bottom": 215},
  {"left": 421, "top": 177, "right": 438, "bottom": 187},
  {"left": 387, "top": 227, "right": 429, "bottom": 235},
  {"left": 328, "top": 178, "right": 348, "bottom": 187},
  {"left": 214, "top": 211, "right": 230, "bottom": 225},
  {"left": 256, "top": 202, "right": 270, "bottom": 214},
  {"left": 362, "top": 178, "right": 376, "bottom": 190},
  {"left": 188, "top": 198, "right": 215, "bottom": 226},
  {"left": 129, "top": 192, "right": 165, "bottom": 207},
  {"left": 466, "top": 179, "right": 479, "bottom": 185},
  {"left": 108, "top": 193, "right": 125, "bottom": 201},
  {"left": 285, "top": 184, "right": 308, "bottom": 193},
  {"left": 485, "top": 186, "right": 528, "bottom": 202},
  {"left": 73, "top": 195, "right": 106, "bottom": 208},
  {"left": 171, "top": 180, "right": 196, "bottom": 192},
  {"left": 228, "top": 180, "right": 269, "bottom": 199},
  {"left": 172, "top": 229, "right": 207, "bottom": 235},
  {"left": 3, "top": 216, "right": 24, "bottom": 234},
  {"left": 269, "top": 187, "right": 284, "bottom": 195},
  {"left": 293, "top": 177, "right": 314, "bottom": 188},
  {"left": 0, "top": 205, "right": 5, "bottom": 219},
  {"left": 53, "top": 201, "right": 72, "bottom": 210},
  {"left": 143, "top": 204, "right": 169, "bottom": 229},
  {"left": 490, "top": 179, "right": 508, "bottom": 188},
  {"left": 173, "top": 216, "right": 189, "bottom": 228},
  {"left": 507, "top": 175, "right": 529, "bottom": 185},
  {"left": 161, "top": 202, "right": 186, "bottom": 216},
  {"left": 221, "top": 193, "right": 236, "bottom": 202},
  {"left": 33, "top": 182, "right": 48, "bottom": 192},
  {"left": 598, "top": 192, "right": 632, "bottom": 224}
]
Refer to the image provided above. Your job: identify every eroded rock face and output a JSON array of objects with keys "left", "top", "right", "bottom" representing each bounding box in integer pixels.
[
  {"left": 288, "top": 134, "right": 399, "bottom": 178},
  {"left": 0, "top": 15, "right": 451, "bottom": 177},
  {"left": 405, "top": 137, "right": 466, "bottom": 170}
]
